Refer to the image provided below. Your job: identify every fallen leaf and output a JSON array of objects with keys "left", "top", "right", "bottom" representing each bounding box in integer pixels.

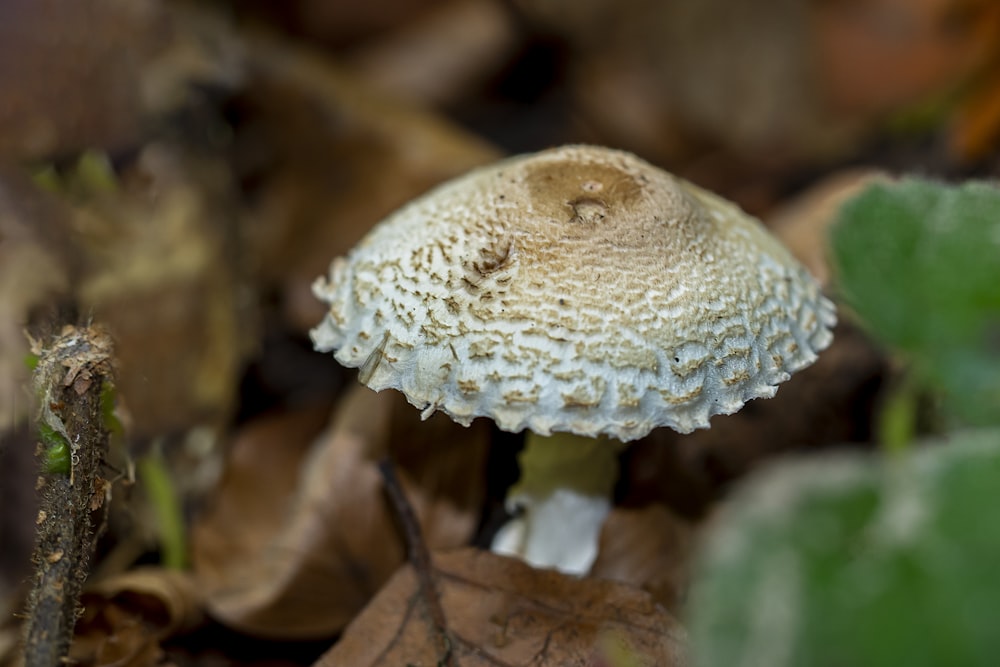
[
  {"left": 950, "top": 61, "right": 1000, "bottom": 161},
  {"left": 191, "top": 403, "right": 332, "bottom": 612},
  {"left": 70, "top": 567, "right": 203, "bottom": 667},
  {"left": 343, "top": 0, "right": 518, "bottom": 107},
  {"left": 240, "top": 0, "right": 446, "bottom": 47},
  {"left": 193, "top": 385, "right": 490, "bottom": 638},
  {"left": 77, "top": 143, "right": 250, "bottom": 438},
  {"left": 814, "top": 0, "right": 1000, "bottom": 163},
  {"left": 521, "top": 0, "right": 1000, "bottom": 172},
  {"left": 589, "top": 504, "right": 694, "bottom": 614},
  {"left": 228, "top": 31, "right": 500, "bottom": 332},
  {"left": 523, "top": 0, "right": 863, "bottom": 166},
  {"left": 815, "top": 0, "right": 1000, "bottom": 117},
  {"left": 0, "top": 0, "right": 166, "bottom": 160},
  {"left": 316, "top": 548, "right": 686, "bottom": 666},
  {"left": 0, "top": 624, "right": 19, "bottom": 667}
]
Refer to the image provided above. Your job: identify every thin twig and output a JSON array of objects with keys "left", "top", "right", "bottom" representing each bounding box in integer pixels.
[
  {"left": 378, "top": 458, "right": 457, "bottom": 667},
  {"left": 23, "top": 325, "right": 115, "bottom": 667}
]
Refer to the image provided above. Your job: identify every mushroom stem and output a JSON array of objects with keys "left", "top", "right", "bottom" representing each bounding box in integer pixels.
[{"left": 491, "top": 431, "right": 620, "bottom": 574}]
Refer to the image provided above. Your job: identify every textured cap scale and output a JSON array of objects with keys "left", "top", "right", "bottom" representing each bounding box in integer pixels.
[{"left": 312, "top": 145, "right": 835, "bottom": 441}]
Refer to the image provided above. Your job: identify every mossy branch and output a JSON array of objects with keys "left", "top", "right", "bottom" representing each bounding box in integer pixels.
[{"left": 23, "top": 325, "right": 115, "bottom": 667}]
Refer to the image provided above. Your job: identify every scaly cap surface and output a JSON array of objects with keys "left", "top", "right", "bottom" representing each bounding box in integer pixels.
[{"left": 312, "top": 145, "right": 835, "bottom": 441}]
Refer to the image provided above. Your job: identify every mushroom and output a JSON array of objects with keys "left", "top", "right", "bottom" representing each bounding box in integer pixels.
[{"left": 311, "top": 145, "right": 836, "bottom": 573}]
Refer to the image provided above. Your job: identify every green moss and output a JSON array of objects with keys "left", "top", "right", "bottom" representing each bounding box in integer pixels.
[
  {"left": 99, "top": 380, "right": 123, "bottom": 437},
  {"left": 74, "top": 151, "right": 117, "bottom": 194},
  {"left": 29, "top": 150, "right": 118, "bottom": 199},
  {"left": 30, "top": 164, "right": 61, "bottom": 193},
  {"left": 38, "top": 423, "right": 71, "bottom": 475}
]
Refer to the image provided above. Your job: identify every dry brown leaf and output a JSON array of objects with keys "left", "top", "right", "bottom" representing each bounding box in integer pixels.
[
  {"left": 815, "top": 0, "right": 1000, "bottom": 117},
  {"left": 230, "top": 31, "right": 501, "bottom": 332},
  {"left": 523, "top": 0, "right": 862, "bottom": 166},
  {"left": 0, "top": 0, "right": 166, "bottom": 161},
  {"left": 70, "top": 567, "right": 203, "bottom": 667},
  {"left": 815, "top": 0, "right": 1000, "bottom": 162},
  {"left": 950, "top": 60, "right": 1000, "bottom": 161},
  {"left": 317, "top": 548, "right": 686, "bottom": 667},
  {"left": 0, "top": 5, "right": 253, "bottom": 440},
  {"left": 523, "top": 0, "right": 1000, "bottom": 171},
  {"left": 193, "top": 385, "right": 490, "bottom": 638},
  {"left": 76, "top": 144, "right": 249, "bottom": 438},
  {"left": 190, "top": 404, "right": 332, "bottom": 599},
  {"left": 589, "top": 504, "right": 694, "bottom": 614},
  {"left": 243, "top": 0, "right": 447, "bottom": 47},
  {"left": 0, "top": 623, "right": 20, "bottom": 667},
  {"left": 343, "top": 0, "right": 518, "bottom": 107}
]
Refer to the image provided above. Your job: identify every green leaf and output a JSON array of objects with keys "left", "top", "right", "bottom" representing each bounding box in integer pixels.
[
  {"left": 688, "top": 429, "right": 1000, "bottom": 667},
  {"left": 830, "top": 178, "right": 1000, "bottom": 426},
  {"left": 138, "top": 450, "right": 187, "bottom": 569}
]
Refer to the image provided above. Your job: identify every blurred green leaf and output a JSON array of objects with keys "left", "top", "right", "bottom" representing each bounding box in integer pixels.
[
  {"left": 689, "top": 428, "right": 1000, "bottom": 667},
  {"left": 830, "top": 178, "right": 1000, "bottom": 426}
]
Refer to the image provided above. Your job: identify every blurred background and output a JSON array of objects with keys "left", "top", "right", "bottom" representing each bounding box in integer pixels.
[{"left": 1, "top": 0, "right": 999, "bottom": 664}]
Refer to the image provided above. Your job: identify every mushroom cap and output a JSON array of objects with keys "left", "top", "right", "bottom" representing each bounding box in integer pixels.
[{"left": 312, "top": 145, "right": 835, "bottom": 441}]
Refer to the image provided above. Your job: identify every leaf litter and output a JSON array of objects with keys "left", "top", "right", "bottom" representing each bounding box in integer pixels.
[
  {"left": 192, "top": 385, "right": 490, "bottom": 638},
  {"left": 317, "top": 548, "right": 686, "bottom": 667},
  {"left": 6, "top": 0, "right": 979, "bottom": 663}
]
